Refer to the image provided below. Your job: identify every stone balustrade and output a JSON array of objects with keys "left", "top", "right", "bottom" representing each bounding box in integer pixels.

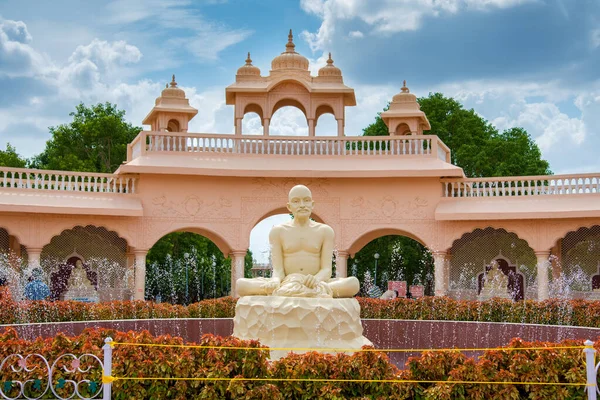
[
  {"left": 127, "top": 131, "right": 452, "bottom": 162},
  {"left": 442, "top": 174, "right": 600, "bottom": 197},
  {"left": 0, "top": 167, "right": 137, "bottom": 194}
]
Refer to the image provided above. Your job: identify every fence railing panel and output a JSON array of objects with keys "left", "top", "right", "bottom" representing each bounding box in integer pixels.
[
  {"left": 442, "top": 175, "right": 600, "bottom": 197},
  {"left": 0, "top": 168, "right": 137, "bottom": 194}
]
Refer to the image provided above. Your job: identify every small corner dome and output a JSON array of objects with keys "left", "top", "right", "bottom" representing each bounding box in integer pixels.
[
  {"left": 391, "top": 81, "right": 418, "bottom": 106},
  {"left": 271, "top": 29, "right": 309, "bottom": 71},
  {"left": 237, "top": 52, "right": 261, "bottom": 76},
  {"left": 318, "top": 53, "right": 342, "bottom": 77},
  {"left": 161, "top": 75, "right": 186, "bottom": 99}
]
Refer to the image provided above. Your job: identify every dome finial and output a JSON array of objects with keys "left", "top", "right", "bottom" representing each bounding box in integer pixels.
[
  {"left": 286, "top": 29, "right": 296, "bottom": 52},
  {"left": 327, "top": 52, "right": 333, "bottom": 65},
  {"left": 246, "top": 52, "right": 252, "bottom": 65},
  {"left": 170, "top": 74, "right": 177, "bottom": 87},
  {"left": 401, "top": 80, "right": 409, "bottom": 93}
]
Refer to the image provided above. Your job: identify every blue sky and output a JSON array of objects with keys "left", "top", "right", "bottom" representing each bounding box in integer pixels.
[{"left": 1, "top": 0, "right": 599, "bottom": 260}]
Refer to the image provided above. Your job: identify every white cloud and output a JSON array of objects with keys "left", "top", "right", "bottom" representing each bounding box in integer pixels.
[
  {"left": 592, "top": 29, "right": 600, "bottom": 49},
  {"left": 69, "top": 39, "right": 142, "bottom": 72},
  {"left": 105, "top": 0, "right": 252, "bottom": 61},
  {"left": 0, "top": 18, "right": 52, "bottom": 77},
  {"left": 435, "top": 78, "right": 600, "bottom": 173},
  {"left": 348, "top": 30, "right": 364, "bottom": 38},
  {"left": 300, "top": 0, "right": 534, "bottom": 51}
]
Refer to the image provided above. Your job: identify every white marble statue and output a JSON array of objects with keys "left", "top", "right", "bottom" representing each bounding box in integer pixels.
[
  {"left": 479, "top": 261, "right": 511, "bottom": 300},
  {"left": 233, "top": 185, "right": 371, "bottom": 358},
  {"left": 236, "top": 184, "right": 359, "bottom": 298},
  {"left": 63, "top": 260, "right": 98, "bottom": 302}
]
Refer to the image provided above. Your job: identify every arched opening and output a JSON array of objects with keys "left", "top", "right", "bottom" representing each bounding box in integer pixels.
[
  {"left": 242, "top": 112, "right": 263, "bottom": 135},
  {"left": 249, "top": 214, "right": 291, "bottom": 277},
  {"left": 349, "top": 233, "right": 433, "bottom": 298},
  {"left": 315, "top": 107, "right": 337, "bottom": 137},
  {"left": 0, "top": 227, "right": 28, "bottom": 288},
  {"left": 395, "top": 123, "right": 411, "bottom": 135},
  {"left": 449, "top": 228, "right": 535, "bottom": 301},
  {"left": 551, "top": 225, "right": 600, "bottom": 298},
  {"left": 146, "top": 230, "right": 248, "bottom": 304},
  {"left": 242, "top": 103, "right": 264, "bottom": 135},
  {"left": 166, "top": 119, "right": 180, "bottom": 132},
  {"left": 270, "top": 99, "right": 308, "bottom": 136},
  {"left": 41, "top": 225, "right": 129, "bottom": 301}
]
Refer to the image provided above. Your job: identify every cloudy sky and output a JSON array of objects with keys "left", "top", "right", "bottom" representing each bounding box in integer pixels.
[{"left": 1, "top": 0, "right": 599, "bottom": 261}]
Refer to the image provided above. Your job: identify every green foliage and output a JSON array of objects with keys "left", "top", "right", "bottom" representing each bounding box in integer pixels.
[
  {"left": 0, "top": 327, "right": 589, "bottom": 399},
  {"left": 0, "top": 143, "right": 27, "bottom": 168},
  {"left": 7, "top": 286, "right": 600, "bottom": 329},
  {"left": 356, "top": 93, "right": 552, "bottom": 292},
  {"left": 350, "top": 236, "right": 434, "bottom": 295},
  {"left": 30, "top": 102, "right": 140, "bottom": 173}
]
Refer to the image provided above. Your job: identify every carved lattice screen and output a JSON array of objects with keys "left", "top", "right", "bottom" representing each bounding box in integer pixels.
[
  {"left": 448, "top": 228, "right": 537, "bottom": 299},
  {"left": 0, "top": 228, "right": 8, "bottom": 253},
  {"left": 556, "top": 225, "right": 600, "bottom": 292},
  {"left": 40, "top": 225, "right": 130, "bottom": 300}
]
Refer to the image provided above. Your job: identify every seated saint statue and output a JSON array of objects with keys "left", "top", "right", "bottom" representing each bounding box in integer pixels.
[
  {"left": 63, "top": 259, "right": 98, "bottom": 302},
  {"left": 480, "top": 261, "right": 510, "bottom": 299},
  {"left": 237, "top": 185, "right": 360, "bottom": 298},
  {"left": 67, "top": 260, "right": 95, "bottom": 290}
]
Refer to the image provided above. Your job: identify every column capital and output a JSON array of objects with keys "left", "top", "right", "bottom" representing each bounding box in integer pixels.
[
  {"left": 229, "top": 250, "right": 247, "bottom": 258},
  {"left": 26, "top": 247, "right": 43, "bottom": 254},
  {"left": 133, "top": 249, "right": 149, "bottom": 256},
  {"left": 535, "top": 251, "right": 551, "bottom": 258},
  {"left": 336, "top": 250, "right": 349, "bottom": 258},
  {"left": 432, "top": 251, "right": 448, "bottom": 257}
]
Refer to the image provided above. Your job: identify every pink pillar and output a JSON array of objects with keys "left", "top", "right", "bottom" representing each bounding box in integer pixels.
[
  {"left": 308, "top": 118, "right": 315, "bottom": 137},
  {"left": 433, "top": 251, "right": 447, "bottom": 296},
  {"left": 336, "top": 251, "right": 348, "bottom": 278},
  {"left": 235, "top": 118, "right": 242, "bottom": 135},
  {"left": 230, "top": 251, "right": 246, "bottom": 297},
  {"left": 536, "top": 251, "right": 550, "bottom": 301},
  {"left": 134, "top": 250, "right": 148, "bottom": 301},
  {"left": 263, "top": 118, "right": 270, "bottom": 135},
  {"left": 337, "top": 119, "right": 344, "bottom": 136},
  {"left": 26, "top": 247, "right": 42, "bottom": 268}
]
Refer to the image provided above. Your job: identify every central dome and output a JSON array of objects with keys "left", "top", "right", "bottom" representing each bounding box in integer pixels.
[
  {"left": 161, "top": 75, "right": 185, "bottom": 99},
  {"left": 271, "top": 29, "right": 309, "bottom": 71}
]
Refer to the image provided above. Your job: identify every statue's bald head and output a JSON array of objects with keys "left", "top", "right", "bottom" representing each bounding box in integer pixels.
[{"left": 288, "top": 184, "right": 312, "bottom": 201}]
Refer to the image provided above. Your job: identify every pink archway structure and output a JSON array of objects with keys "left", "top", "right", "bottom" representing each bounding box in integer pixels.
[{"left": 1, "top": 31, "right": 599, "bottom": 301}]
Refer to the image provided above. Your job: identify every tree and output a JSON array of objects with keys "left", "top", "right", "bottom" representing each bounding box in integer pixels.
[
  {"left": 354, "top": 93, "right": 552, "bottom": 294},
  {"left": 0, "top": 143, "right": 27, "bottom": 168},
  {"left": 30, "top": 103, "right": 141, "bottom": 173}
]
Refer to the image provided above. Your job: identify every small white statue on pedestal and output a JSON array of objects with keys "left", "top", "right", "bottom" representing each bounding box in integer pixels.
[
  {"left": 479, "top": 260, "right": 512, "bottom": 301},
  {"left": 63, "top": 260, "right": 98, "bottom": 303}
]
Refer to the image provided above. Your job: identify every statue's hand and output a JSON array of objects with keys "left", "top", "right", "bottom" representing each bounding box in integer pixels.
[
  {"left": 303, "top": 274, "right": 317, "bottom": 289},
  {"left": 261, "top": 279, "right": 280, "bottom": 295}
]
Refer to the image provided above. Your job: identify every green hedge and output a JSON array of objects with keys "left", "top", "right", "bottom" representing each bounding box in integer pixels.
[
  {"left": 0, "top": 327, "right": 591, "bottom": 399},
  {"left": 3, "top": 287, "right": 600, "bottom": 328}
]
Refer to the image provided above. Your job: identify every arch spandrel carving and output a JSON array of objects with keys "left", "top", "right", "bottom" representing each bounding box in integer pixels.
[
  {"left": 342, "top": 221, "right": 436, "bottom": 255},
  {"left": 141, "top": 217, "right": 239, "bottom": 256},
  {"left": 0, "top": 214, "right": 34, "bottom": 247},
  {"left": 249, "top": 178, "right": 331, "bottom": 198},
  {"left": 149, "top": 193, "right": 234, "bottom": 220},
  {"left": 347, "top": 195, "right": 432, "bottom": 221}
]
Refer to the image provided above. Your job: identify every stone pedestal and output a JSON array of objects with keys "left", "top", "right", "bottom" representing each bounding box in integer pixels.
[
  {"left": 63, "top": 288, "right": 99, "bottom": 303},
  {"left": 233, "top": 296, "right": 372, "bottom": 359}
]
